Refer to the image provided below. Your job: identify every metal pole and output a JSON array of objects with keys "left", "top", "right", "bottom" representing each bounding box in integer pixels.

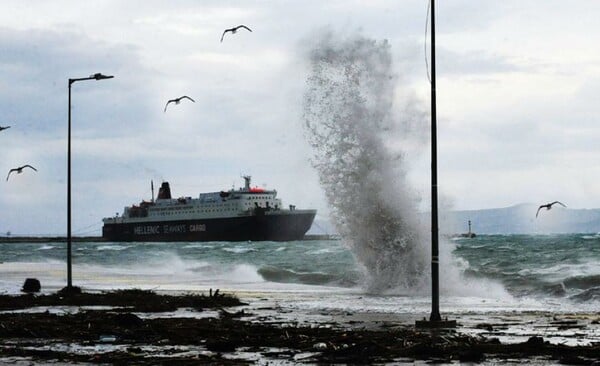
[
  {"left": 64, "top": 74, "right": 112, "bottom": 292},
  {"left": 430, "top": 0, "right": 441, "bottom": 322},
  {"left": 67, "top": 79, "right": 73, "bottom": 289}
]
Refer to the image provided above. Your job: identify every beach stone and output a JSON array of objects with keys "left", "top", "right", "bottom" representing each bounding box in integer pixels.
[
  {"left": 206, "top": 338, "right": 237, "bottom": 352},
  {"left": 458, "top": 350, "right": 485, "bottom": 363},
  {"left": 313, "top": 342, "right": 328, "bottom": 350},
  {"left": 525, "top": 336, "right": 544, "bottom": 346},
  {"left": 21, "top": 278, "right": 41, "bottom": 293},
  {"left": 99, "top": 335, "right": 117, "bottom": 343},
  {"left": 114, "top": 313, "right": 144, "bottom": 328}
]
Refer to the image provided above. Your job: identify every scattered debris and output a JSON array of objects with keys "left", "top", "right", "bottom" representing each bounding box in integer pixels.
[{"left": 0, "top": 290, "right": 598, "bottom": 364}]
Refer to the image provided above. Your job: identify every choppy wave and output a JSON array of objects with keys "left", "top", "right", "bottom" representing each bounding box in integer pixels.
[
  {"left": 0, "top": 235, "right": 598, "bottom": 303},
  {"left": 564, "top": 274, "right": 600, "bottom": 290},
  {"left": 258, "top": 265, "right": 356, "bottom": 287},
  {"left": 569, "top": 286, "right": 600, "bottom": 302},
  {"left": 455, "top": 235, "right": 600, "bottom": 301}
]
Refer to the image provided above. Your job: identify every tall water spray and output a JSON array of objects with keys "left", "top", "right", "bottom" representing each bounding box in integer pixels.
[{"left": 302, "top": 32, "right": 430, "bottom": 293}]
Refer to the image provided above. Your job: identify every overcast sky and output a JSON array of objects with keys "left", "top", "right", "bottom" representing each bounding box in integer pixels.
[{"left": 2, "top": 1, "right": 600, "bottom": 235}]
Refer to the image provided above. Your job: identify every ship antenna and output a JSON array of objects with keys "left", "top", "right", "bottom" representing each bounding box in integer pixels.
[{"left": 151, "top": 180, "right": 155, "bottom": 202}]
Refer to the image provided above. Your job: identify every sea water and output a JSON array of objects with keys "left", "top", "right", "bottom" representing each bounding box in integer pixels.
[{"left": 0, "top": 234, "right": 598, "bottom": 315}]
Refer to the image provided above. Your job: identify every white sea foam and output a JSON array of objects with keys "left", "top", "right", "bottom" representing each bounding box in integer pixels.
[
  {"left": 36, "top": 244, "right": 56, "bottom": 250},
  {"left": 183, "top": 243, "right": 216, "bottom": 249},
  {"left": 581, "top": 233, "right": 600, "bottom": 240},
  {"left": 96, "top": 244, "right": 132, "bottom": 251},
  {"left": 222, "top": 246, "right": 256, "bottom": 254},
  {"left": 518, "top": 260, "right": 600, "bottom": 281},
  {"left": 307, "top": 247, "right": 341, "bottom": 255}
]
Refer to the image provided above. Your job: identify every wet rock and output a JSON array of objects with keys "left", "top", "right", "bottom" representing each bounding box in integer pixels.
[
  {"left": 114, "top": 313, "right": 144, "bottom": 328},
  {"left": 475, "top": 323, "right": 493, "bottom": 332},
  {"left": 58, "top": 285, "right": 82, "bottom": 296},
  {"left": 458, "top": 349, "right": 485, "bottom": 363},
  {"left": 525, "top": 336, "right": 544, "bottom": 346},
  {"left": 99, "top": 335, "right": 117, "bottom": 343},
  {"left": 21, "top": 278, "right": 41, "bottom": 293},
  {"left": 559, "top": 355, "right": 592, "bottom": 365},
  {"left": 206, "top": 338, "right": 237, "bottom": 352},
  {"left": 313, "top": 342, "right": 327, "bottom": 350}
]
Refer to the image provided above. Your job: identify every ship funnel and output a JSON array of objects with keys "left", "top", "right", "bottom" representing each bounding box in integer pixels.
[
  {"left": 243, "top": 175, "right": 251, "bottom": 191},
  {"left": 157, "top": 182, "right": 172, "bottom": 199}
]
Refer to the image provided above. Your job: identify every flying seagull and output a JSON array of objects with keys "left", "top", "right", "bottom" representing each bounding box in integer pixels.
[
  {"left": 164, "top": 96, "right": 195, "bottom": 112},
  {"left": 220, "top": 25, "right": 252, "bottom": 42},
  {"left": 536, "top": 201, "right": 567, "bottom": 218},
  {"left": 0, "top": 126, "right": 10, "bottom": 131},
  {"left": 6, "top": 165, "right": 37, "bottom": 181}
]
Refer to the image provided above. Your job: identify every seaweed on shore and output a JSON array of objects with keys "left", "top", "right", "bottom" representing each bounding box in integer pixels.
[
  {"left": 0, "top": 310, "right": 599, "bottom": 364},
  {"left": 0, "top": 288, "right": 244, "bottom": 312},
  {"left": 0, "top": 290, "right": 598, "bottom": 364}
]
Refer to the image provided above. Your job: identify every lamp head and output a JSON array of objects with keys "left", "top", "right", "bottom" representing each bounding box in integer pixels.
[{"left": 91, "top": 73, "right": 114, "bottom": 80}]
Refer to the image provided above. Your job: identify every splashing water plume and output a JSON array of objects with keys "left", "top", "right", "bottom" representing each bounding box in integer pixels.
[{"left": 302, "top": 31, "right": 429, "bottom": 293}]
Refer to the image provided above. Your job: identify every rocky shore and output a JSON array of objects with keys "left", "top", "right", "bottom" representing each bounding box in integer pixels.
[{"left": 0, "top": 290, "right": 598, "bottom": 364}]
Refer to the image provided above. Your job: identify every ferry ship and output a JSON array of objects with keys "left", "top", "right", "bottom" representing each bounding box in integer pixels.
[{"left": 102, "top": 176, "right": 316, "bottom": 242}]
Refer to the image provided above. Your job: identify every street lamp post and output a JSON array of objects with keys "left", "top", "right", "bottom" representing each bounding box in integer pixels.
[
  {"left": 416, "top": 0, "right": 455, "bottom": 329},
  {"left": 65, "top": 73, "right": 113, "bottom": 292}
]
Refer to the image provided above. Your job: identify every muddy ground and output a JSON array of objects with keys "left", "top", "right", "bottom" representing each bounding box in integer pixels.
[{"left": 0, "top": 290, "right": 598, "bottom": 365}]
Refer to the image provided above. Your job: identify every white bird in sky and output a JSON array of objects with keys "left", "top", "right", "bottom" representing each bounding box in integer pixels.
[
  {"left": 6, "top": 165, "right": 37, "bottom": 181},
  {"left": 220, "top": 25, "right": 252, "bottom": 42},
  {"left": 164, "top": 96, "right": 195, "bottom": 112},
  {"left": 536, "top": 201, "right": 567, "bottom": 218}
]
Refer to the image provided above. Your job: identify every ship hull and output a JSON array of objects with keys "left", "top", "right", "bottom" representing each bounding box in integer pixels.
[{"left": 102, "top": 211, "right": 316, "bottom": 242}]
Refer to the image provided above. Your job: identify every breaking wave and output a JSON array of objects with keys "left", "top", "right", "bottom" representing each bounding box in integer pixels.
[{"left": 302, "top": 30, "right": 429, "bottom": 293}]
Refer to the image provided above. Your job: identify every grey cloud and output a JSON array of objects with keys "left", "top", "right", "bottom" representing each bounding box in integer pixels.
[
  {"left": 438, "top": 48, "right": 525, "bottom": 76},
  {"left": 0, "top": 27, "right": 155, "bottom": 138}
]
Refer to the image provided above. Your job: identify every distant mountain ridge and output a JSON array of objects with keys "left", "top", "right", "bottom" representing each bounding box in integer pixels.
[
  {"left": 308, "top": 203, "right": 600, "bottom": 236},
  {"left": 442, "top": 203, "right": 600, "bottom": 235}
]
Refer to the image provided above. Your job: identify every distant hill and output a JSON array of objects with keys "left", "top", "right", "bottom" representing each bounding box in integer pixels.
[
  {"left": 441, "top": 203, "right": 600, "bottom": 235},
  {"left": 309, "top": 204, "right": 600, "bottom": 236}
]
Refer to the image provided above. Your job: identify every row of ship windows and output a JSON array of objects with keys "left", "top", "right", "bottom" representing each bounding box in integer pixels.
[
  {"left": 153, "top": 205, "right": 234, "bottom": 211},
  {"left": 148, "top": 202, "right": 272, "bottom": 216},
  {"left": 149, "top": 202, "right": 274, "bottom": 212},
  {"left": 150, "top": 209, "right": 234, "bottom": 215}
]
